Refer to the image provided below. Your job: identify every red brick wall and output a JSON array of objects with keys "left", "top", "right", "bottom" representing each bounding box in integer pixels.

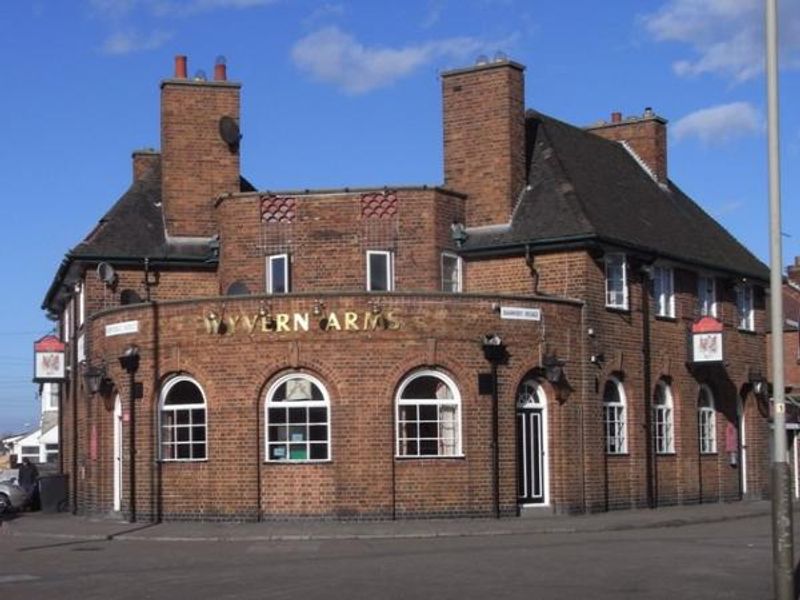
[
  {"left": 161, "top": 80, "right": 241, "bottom": 237},
  {"left": 587, "top": 116, "right": 667, "bottom": 183}
]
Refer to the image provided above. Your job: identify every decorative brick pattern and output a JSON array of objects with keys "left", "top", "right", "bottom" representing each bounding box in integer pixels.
[{"left": 261, "top": 196, "right": 297, "bottom": 223}]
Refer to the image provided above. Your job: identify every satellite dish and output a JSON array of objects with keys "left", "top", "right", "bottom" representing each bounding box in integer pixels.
[
  {"left": 219, "top": 116, "right": 241, "bottom": 149},
  {"left": 96, "top": 262, "right": 117, "bottom": 286}
]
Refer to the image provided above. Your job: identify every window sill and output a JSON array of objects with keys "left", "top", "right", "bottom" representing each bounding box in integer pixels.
[
  {"left": 605, "top": 452, "right": 629, "bottom": 457},
  {"left": 263, "top": 459, "right": 332, "bottom": 465},
  {"left": 394, "top": 454, "right": 466, "bottom": 460},
  {"left": 159, "top": 459, "right": 208, "bottom": 463},
  {"left": 605, "top": 305, "right": 630, "bottom": 314}
]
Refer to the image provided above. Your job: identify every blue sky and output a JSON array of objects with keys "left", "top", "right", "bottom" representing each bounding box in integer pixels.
[{"left": 0, "top": 0, "right": 798, "bottom": 433}]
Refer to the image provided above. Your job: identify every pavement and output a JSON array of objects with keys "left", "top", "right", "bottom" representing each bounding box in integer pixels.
[{"left": 0, "top": 500, "right": 776, "bottom": 543}]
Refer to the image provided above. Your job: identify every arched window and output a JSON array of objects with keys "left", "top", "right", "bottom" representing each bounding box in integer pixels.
[
  {"left": 265, "top": 374, "right": 330, "bottom": 462},
  {"left": 653, "top": 380, "right": 675, "bottom": 454},
  {"left": 396, "top": 371, "right": 461, "bottom": 457},
  {"left": 603, "top": 377, "right": 627, "bottom": 454},
  {"left": 698, "top": 385, "right": 716, "bottom": 454},
  {"left": 160, "top": 376, "right": 207, "bottom": 461}
]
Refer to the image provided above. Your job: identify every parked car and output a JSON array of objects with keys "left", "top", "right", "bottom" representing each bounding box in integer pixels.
[{"left": 0, "top": 478, "right": 30, "bottom": 514}]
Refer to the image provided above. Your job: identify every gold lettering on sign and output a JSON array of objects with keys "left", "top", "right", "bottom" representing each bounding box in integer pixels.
[
  {"left": 344, "top": 312, "right": 359, "bottom": 330},
  {"left": 199, "top": 310, "right": 402, "bottom": 335}
]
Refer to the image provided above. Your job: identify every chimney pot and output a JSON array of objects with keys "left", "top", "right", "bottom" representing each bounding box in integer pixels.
[
  {"left": 214, "top": 55, "right": 227, "bottom": 81},
  {"left": 611, "top": 111, "right": 622, "bottom": 124},
  {"left": 174, "top": 55, "right": 187, "bottom": 79}
]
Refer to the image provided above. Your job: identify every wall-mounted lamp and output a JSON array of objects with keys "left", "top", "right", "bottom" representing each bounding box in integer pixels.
[
  {"left": 82, "top": 361, "right": 107, "bottom": 395},
  {"left": 451, "top": 222, "right": 468, "bottom": 248},
  {"left": 748, "top": 369, "right": 767, "bottom": 397},
  {"left": 542, "top": 355, "right": 567, "bottom": 384},
  {"left": 481, "top": 333, "right": 506, "bottom": 364},
  {"left": 369, "top": 300, "right": 383, "bottom": 315},
  {"left": 312, "top": 300, "right": 325, "bottom": 317},
  {"left": 119, "top": 345, "right": 140, "bottom": 374}
]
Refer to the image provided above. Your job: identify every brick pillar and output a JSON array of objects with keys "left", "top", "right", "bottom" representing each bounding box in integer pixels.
[
  {"left": 441, "top": 59, "right": 526, "bottom": 228},
  {"left": 160, "top": 57, "right": 241, "bottom": 237},
  {"left": 787, "top": 257, "right": 800, "bottom": 285},
  {"left": 586, "top": 110, "right": 668, "bottom": 184}
]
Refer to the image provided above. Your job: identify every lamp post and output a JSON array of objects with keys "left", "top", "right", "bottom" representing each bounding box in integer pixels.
[
  {"left": 482, "top": 334, "right": 506, "bottom": 519},
  {"left": 119, "top": 345, "right": 140, "bottom": 523}
]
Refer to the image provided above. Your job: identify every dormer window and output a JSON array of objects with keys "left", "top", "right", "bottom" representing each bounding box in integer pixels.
[
  {"left": 367, "top": 250, "right": 394, "bottom": 292},
  {"left": 605, "top": 254, "right": 628, "bottom": 310}
]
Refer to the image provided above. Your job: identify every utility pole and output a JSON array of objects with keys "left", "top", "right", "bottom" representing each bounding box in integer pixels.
[{"left": 765, "top": 1, "right": 793, "bottom": 598}]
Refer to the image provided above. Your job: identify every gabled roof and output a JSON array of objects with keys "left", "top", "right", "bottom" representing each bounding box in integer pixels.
[{"left": 461, "top": 111, "right": 768, "bottom": 281}]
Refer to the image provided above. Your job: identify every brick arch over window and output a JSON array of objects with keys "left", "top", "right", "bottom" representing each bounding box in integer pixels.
[{"left": 158, "top": 375, "right": 207, "bottom": 461}]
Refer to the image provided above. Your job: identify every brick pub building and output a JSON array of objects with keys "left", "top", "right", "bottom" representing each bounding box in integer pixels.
[{"left": 43, "top": 55, "right": 771, "bottom": 521}]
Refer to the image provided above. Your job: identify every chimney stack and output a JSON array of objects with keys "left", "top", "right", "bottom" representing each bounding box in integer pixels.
[
  {"left": 788, "top": 257, "right": 800, "bottom": 286},
  {"left": 586, "top": 108, "right": 668, "bottom": 183},
  {"left": 132, "top": 148, "right": 160, "bottom": 182},
  {"left": 214, "top": 56, "right": 227, "bottom": 81},
  {"left": 441, "top": 58, "right": 526, "bottom": 227},
  {"left": 160, "top": 55, "right": 241, "bottom": 237}
]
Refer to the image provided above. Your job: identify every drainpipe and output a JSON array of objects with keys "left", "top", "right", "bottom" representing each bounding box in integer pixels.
[
  {"left": 482, "top": 334, "right": 507, "bottom": 518},
  {"left": 119, "top": 346, "right": 140, "bottom": 522},
  {"left": 640, "top": 266, "right": 655, "bottom": 509}
]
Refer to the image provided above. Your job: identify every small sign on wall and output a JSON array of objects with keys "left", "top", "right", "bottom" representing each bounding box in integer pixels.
[
  {"left": 500, "top": 306, "right": 541, "bottom": 321},
  {"left": 106, "top": 320, "right": 139, "bottom": 337}
]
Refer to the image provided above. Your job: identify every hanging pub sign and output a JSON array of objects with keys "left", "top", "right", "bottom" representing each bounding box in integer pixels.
[
  {"left": 33, "top": 334, "right": 66, "bottom": 382},
  {"left": 690, "top": 317, "right": 724, "bottom": 364}
]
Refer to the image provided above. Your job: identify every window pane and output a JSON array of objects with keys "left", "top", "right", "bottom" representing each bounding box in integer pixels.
[
  {"left": 369, "top": 253, "right": 389, "bottom": 291},
  {"left": 309, "top": 407, "right": 326, "bottom": 423},
  {"left": 269, "top": 408, "right": 286, "bottom": 424},
  {"left": 309, "top": 425, "right": 327, "bottom": 441},
  {"left": 176, "top": 444, "right": 190, "bottom": 459},
  {"left": 165, "top": 380, "right": 204, "bottom": 406},
  {"left": 192, "top": 426, "right": 206, "bottom": 442},
  {"left": 271, "top": 257, "right": 287, "bottom": 294},
  {"left": 192, "top": 444, "right": 206, "bottom": 459},
  {"left": 400, "top": 422, "right": 418, "bottom": 438},
  {"left": 269, "top": 444, "right": 287, "bottom": 460},
  {"left": 288, "top": 407, "right": 306, "bottom": 423},
  {"left": 310, "top": 444, "right": 328, "bottom": 460},
  {"left": 419, "top": 422, "right": 438, "bottom": 438},
  {"left": 420, "top": 440, "right": 438, "bottom": 455},
  {"left": 419, "top": 405, "right": 437, "bottom": 420},
  {"left": 399, "top": 405, "right": 417, "bottom": 421},
  {"left": 269, "top": 425, "right": 287, "bottom": 442},
  {"left": 289, "top": 444, "right": 308, "bottom": 460},
  {"left": 176, "top": 410, "right": 190, "bottom": 425},
  {"left": 176, "top": 427, "right": 190, "bottom": 442},
  {"left": 289, "top": 425, "right": 306, "bottom": 442},
  {"left": 191, "top": 409, "right": 205, "bottom": 424}
]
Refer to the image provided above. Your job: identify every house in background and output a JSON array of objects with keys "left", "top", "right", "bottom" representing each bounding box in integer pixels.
[{"left": 3, "top": 383, "right": 59, "bottom": 466}]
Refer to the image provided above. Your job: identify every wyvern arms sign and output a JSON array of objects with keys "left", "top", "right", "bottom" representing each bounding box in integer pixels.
[{"left": 200, "top": 310, "right": 401, "bottom": 336}]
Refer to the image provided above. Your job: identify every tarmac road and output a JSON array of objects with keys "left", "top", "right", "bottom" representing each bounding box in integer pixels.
[{"left": 0, "top": 514, "right": 785, "bottom": 599}]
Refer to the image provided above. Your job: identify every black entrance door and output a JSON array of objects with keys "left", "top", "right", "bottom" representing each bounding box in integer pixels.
[{"left": 517, "top": 408, "right": 545, "bottom": 503}]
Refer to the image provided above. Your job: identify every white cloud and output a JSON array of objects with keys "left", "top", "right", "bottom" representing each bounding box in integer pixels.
[
  {"left": 303, "top": 3, "right": 345, "bottom": 26},
  {"left": 291, "top": 26, "right": 502, "bottom": 94},
  {"left": 713, "top": 200, "right": 744, "bottom": 217},
  {"left": 672, "top": 102, "right": 762, "bottom": 144},
  {"left": 642, "top": 0, "right": 800, "bottom": 82},
  {"left": 101, "top": 29, "right": 173, "bottom": 54},
  {"left": 149, "top": 0, "right": 278, "bottom": 17}
]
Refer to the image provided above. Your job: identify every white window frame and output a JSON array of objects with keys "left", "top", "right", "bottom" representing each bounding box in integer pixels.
[
  {"left": 367, "top": 250, "right": 394, "bottom": 292},
  {"left": 77, "top": 281, "right": 85, "bottom": 327},
  {"left": 441, "top": 252, "right": 462, "bottom": 293},
  {"left": 697, "top": 275, "right": 717, "bottom": 318},
  {"left": 736, "top": 284, "right": 755, "bottom": 331},
  {"left": 603, "top": 377, "right": 627, "bottom": 454},
  {"left": 653, "top": 266, "right": 675, "bottom": 318},
  {"left": 396, "top": 370, "right": 462, "bottom": 458},
  {"left": 266, "top": 253, "right": 290, "bottom": 294},
  {"left": 62, "top": 303, "right": 71, "bottom": 343},
  {"left": 265, "top": 373, "right": 330, "bottom": 463},
  {"left": 653, "top": 380, "right": 675, "bottom": 454},
  {"left": 698, "top": 385, "right": 717, "bottom": 454},
  {"left": 604, "top": 254, "right": 628, "bottom": 310},
  {"left": 159, "top": 375, "right": 208, "bottom": 462}
]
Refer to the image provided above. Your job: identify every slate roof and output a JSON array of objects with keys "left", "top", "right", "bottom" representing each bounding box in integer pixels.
[
  {"left": 461, "top": 111, "right": 768, "bottom": 281},
  {"left": 42, "top": 168, "right": 255, "bottom": 312}
]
